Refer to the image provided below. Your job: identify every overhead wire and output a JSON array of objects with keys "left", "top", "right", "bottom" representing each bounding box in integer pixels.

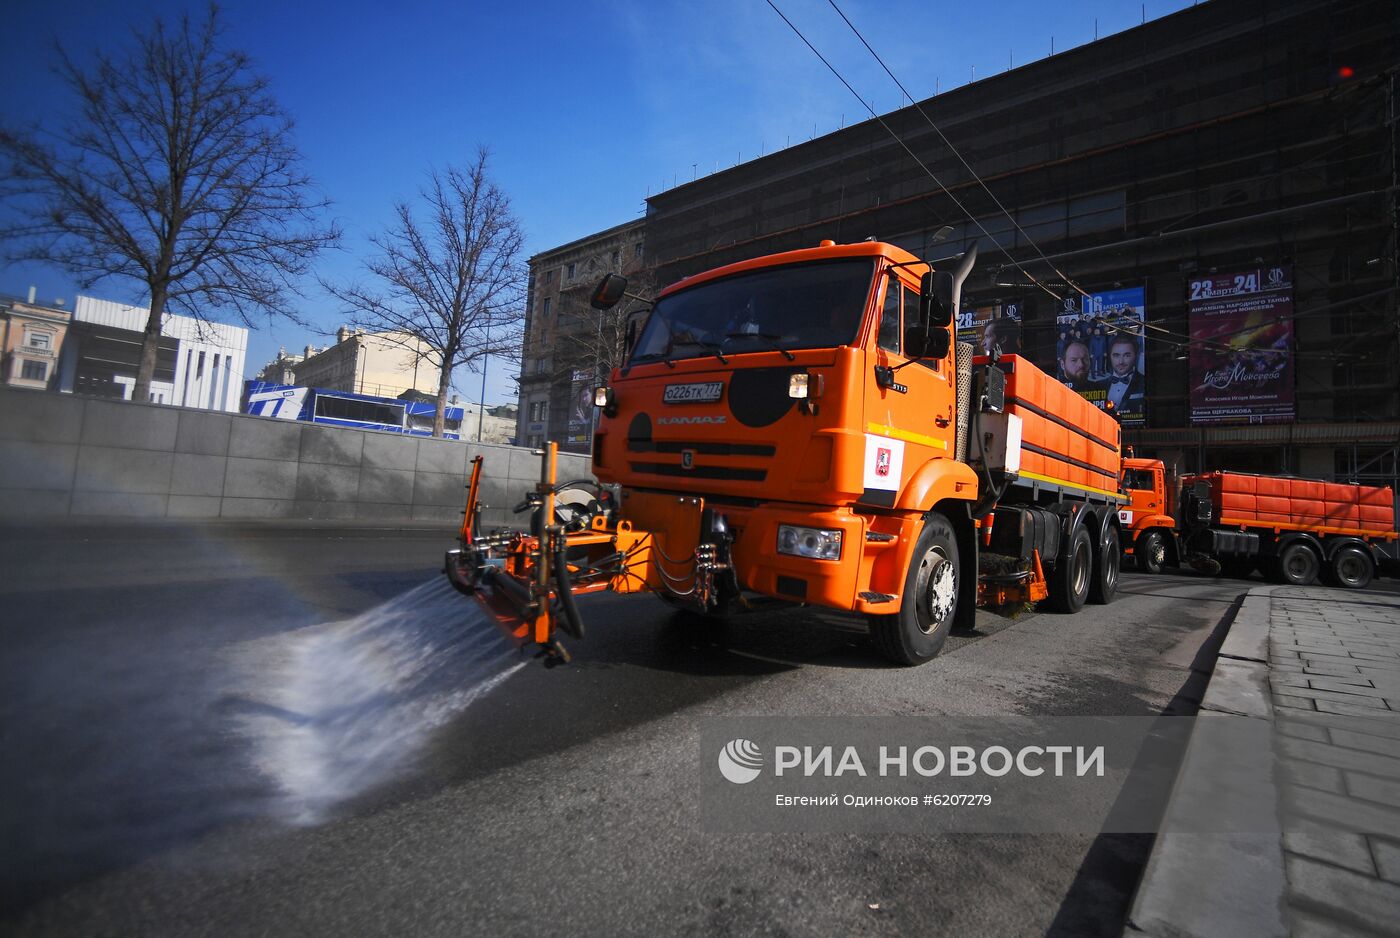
[
  {"left": 823, "top": 0, "right": 1091, "bottom": 301},
  {"left": 817, "top": 0, "right": 1356, "bottom": 362},
  {"left": 771, "top": 0, "right": 1397, "bottom": 367},
  {"left": 761, "top": 0, "right": 1065, "bottom": 302}
]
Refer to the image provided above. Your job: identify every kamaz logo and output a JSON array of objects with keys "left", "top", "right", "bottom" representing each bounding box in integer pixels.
[{"left": 658, "top": 415, "right": 727, "bottom": 425}]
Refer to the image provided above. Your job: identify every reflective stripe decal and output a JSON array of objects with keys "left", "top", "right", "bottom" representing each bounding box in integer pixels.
[
  {"left": 865, "top": 422, "right": 949, "bottom": 450},
  {"left": 1018, "top": 469, "right": 1124, "bottom": 502}
]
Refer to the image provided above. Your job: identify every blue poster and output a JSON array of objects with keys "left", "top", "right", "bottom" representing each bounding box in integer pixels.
[{"left": 1050, "top": 287, "right": 1146, "bottom": 426}]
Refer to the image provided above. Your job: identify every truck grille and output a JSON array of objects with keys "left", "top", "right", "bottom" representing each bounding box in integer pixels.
[
  {"left": 626, "top": 439, "right": 776, "bottom": 457},
  {"left": 627, "top": 462, "right": 768, "bottom": 481}
]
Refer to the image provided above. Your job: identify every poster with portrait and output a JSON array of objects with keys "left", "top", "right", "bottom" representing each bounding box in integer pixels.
[
  {"left": 1188, "top": 266, "right": 1294, "bottom": 425},
  {"left": 955, "top": 302, "right": 1021, "bottom": 358},
  {"left": 567, "top": 369, "right": 595, "bottom": 445},
  {"left": 1049, "top": 286, "right": 1146, "bottom": 426}
]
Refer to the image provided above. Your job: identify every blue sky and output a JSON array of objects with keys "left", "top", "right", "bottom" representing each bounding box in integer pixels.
[{"left": 0, "top": 0, "right": 1197, "bottom": 404}]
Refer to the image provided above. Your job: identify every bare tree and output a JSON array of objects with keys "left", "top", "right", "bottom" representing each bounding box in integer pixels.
[
  {"left": 551, "top": 262, "right": 656, "bottom": 386},
  {"left": 0, "top": 6, "right": 339, "bottom": 403},
  {"left": 322, "top": 149, "right": 525, "bottom": 437}
]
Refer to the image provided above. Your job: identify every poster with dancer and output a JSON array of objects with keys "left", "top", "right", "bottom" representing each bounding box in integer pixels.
[{"left": 1188, "top": 266, "right": 1294, "bottom": 425}]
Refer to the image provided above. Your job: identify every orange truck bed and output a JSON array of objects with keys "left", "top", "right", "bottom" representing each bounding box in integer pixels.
[
  {"left": 1192, "top": 470, "right": 1396, "bottom": 540},
  {"left": 992, "top": 354, "right": 1123, "bottom": 500}
]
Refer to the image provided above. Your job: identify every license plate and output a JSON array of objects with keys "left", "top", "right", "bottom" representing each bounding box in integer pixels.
[{"left": 663, "top": 381, "right": 723, "bottom": 404}]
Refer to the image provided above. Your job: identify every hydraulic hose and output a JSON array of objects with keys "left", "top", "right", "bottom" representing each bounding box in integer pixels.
[{"left": 552, "top": 540, "right": 586, "bottom": 640}]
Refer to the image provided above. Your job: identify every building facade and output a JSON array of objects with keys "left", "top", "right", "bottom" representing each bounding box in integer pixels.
[
  {"left": 293, "top": 327, "right": 440, "bottom": 400},
  {"left": 255, "top": 347, "right": 306, "bottom": 385},
  {"left": 640, "top": 0, "right": 1399, "bottom": 492},
  {"left": 518, "top": 218, "right": 647, "bottom": 451},
  {"left": 60, "top": 295, "right": 247, "bottom": 410},
  {"left": 1, "top": 295, "right": 70, "bottom": 390}
]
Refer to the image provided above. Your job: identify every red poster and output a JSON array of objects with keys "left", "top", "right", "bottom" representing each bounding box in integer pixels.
[{"left": 1188, "top": 266, "right": 1294, "bottom": 425}]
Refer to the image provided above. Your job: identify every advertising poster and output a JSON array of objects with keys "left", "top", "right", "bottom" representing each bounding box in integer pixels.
[
  {"left": 1050, "top": 287, "right": 1146, "bottom": 426},
  {"left": 955, "top": 302, "right": 1022, "bottom": 358},
  {"left": 568, "top": 369, "right": 594, "bottom": 445},
  {"left": 1188, "top": 266, "right": 1294, "bottom": 425}
]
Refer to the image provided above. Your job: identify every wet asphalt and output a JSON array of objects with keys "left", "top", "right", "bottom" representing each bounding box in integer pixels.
[{"left": 1, "top": 522, "right": 1338, "bottom": 936}]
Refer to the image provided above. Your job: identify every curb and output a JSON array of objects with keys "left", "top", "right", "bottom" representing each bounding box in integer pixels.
[{"left": 1124, "top": 586, "right": 1287, "bottom": 938}]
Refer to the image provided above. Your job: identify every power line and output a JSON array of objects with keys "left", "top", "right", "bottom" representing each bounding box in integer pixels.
[
  {"left": 762, "top": 0, "right": 1064, "bottom": 302},
  {"left": 824, "top": 0, "right": 1090, "bottom": 301}
]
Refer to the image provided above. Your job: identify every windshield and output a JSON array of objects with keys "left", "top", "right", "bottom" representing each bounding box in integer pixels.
[{"left": 630, "top": 258, "right": 876, "bottom": 364}]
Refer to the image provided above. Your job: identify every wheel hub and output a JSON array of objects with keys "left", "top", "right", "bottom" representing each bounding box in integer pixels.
[
  {"left": 920, "top": 548, "right": 956, "bottom": 633},
  {"left": 1072, "top": 543, "right": 1090, "bottom": 595},
  {"left": 1338, "top": 555, "right": 1364, "bottom": 583}
]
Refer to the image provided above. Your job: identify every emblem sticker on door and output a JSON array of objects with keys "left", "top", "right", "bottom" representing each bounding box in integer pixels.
[{"left": 862, "top": 435, "right": 905, "bottom": 491}]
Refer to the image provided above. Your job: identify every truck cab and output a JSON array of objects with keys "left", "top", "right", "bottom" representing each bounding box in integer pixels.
[
  {"left": 591, "top": 241, "right": 980, "bottom": 633},
  {"left": 1119, "top": 457, "right": 1178, "bottom": 573}
]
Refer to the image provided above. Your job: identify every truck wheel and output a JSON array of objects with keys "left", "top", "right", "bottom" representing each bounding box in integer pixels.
[
  {"left": 1278, "top": 542, "right": 1321, "bottom": 586},
  {"left": 870, "top": 512, "right": 958, "bottom": 666},
  {"left": 1135, "top": 530, "right": 1166, "bottom": 575},
  {"left": 1048, "top": 526, "right": 1092, "bottom": 614},
  {"left": 1089, "top": 524, "right": 1119, "bottom": 605},
  {"left": 1331, "top": 547, "right": 1374, "bottom": 590}
]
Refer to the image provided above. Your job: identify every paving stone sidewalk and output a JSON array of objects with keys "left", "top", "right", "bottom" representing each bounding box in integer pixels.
[
  {"left": 1127, "top": 585, "right": 1400, "bottom": 938},
  {"left": 1268, "top": 587, "right": 1400, "bottom": 937}
]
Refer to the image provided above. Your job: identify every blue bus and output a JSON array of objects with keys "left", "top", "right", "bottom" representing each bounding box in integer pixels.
[{"left": 242, "top": 381, "right": 464, "bottom": 439}]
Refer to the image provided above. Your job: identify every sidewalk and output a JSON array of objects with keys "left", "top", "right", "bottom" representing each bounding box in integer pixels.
[{"left": 1127, "top": 585, "right": 1400, "bottom": 938}]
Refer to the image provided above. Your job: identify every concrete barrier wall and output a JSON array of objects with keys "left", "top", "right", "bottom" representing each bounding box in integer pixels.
[{"left": 0, "top": 387, "right": 591, "bottom": 528}]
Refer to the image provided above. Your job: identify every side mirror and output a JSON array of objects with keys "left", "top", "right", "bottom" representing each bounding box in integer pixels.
[
  {"left": 926, "top": 327, "right": 952, "bottom": 360},
  {"left": 920, "top": 271, "right": 956, "bottom": 329},
  {"left": 903, "top": 324, "right": 951, "bottom": 360},
  {"left": 591, "top": 273, "right": 628, "bottom": 310}
]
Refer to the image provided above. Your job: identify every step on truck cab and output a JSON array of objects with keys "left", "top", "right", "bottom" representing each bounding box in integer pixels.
[{"left": 447, "top": 240, "right": 1126, "bottom": 665}]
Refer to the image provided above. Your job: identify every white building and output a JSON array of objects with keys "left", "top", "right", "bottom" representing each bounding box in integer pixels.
[{"left": 60, "top": 295, "right": 248, "bottom": 411}]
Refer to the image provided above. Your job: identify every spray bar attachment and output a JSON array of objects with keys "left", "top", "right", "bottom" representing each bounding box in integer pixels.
[{"left": 444, "top": 443, "right": 656, "bottom": 666}]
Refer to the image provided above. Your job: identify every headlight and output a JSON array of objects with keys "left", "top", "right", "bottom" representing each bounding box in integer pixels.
[
  {"left": 594, "top": 386, "right": 613, "bottom": 408},
  {"left": 788, "top": 373, "right": 809, "bottom": 399},
  {"left": 777, "top": 524, "right": 843, "bottom": 560}
]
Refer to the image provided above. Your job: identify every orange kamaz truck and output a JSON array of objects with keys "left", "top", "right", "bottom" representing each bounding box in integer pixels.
[
  {"left": 1120, "top": 458, "right": 1396, "bottom": 588},
  {"left": 447, "top": 240, "right": 1125, "bottom": 665}
]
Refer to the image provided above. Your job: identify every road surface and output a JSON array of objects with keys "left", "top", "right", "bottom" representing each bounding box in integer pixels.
[{"left": 3, "top": 522, "right": 1349, "bottom": 935}]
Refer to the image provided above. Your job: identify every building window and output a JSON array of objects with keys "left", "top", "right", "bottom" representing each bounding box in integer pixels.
[
  {"left": 543, "top": 297, "right": 551, "bottom": 318},
  {"left": 612, "top": 250, "right": 620, "bottom": 266},
  {"left": 545, "top": 269, "right": 555, "bottom": 285},
  {"left": 21, "top": 360, "right": 47, "bottom": 381},
  {"left": 567, "top": 263, "right": 576, "bottom": 279},
  {"left": 26, "top": 331, "right": 51, "bottom": 351},
  {"left": 634, "top": 243, "right": 643, "bottom": 259}
]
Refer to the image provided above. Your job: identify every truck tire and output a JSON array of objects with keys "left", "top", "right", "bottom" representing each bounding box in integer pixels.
[
  {"left": 1048, "top": 525, "right": 1092, "bottom": 614},
  {"left": 1089, "top": 524, "right": 1119, "bottom": 605},
  {"left": 1277, "top": 542, "right": 1321, "bottom": 586},
  {"left": 870, "top": 512, "right": 958, "bottom": 666},
  {"left": 1135, "top": 530, "right": 1166, "bottom": 575},
  {"left": 1331, "top": 547, "right": 1374, "bottom": 590}
]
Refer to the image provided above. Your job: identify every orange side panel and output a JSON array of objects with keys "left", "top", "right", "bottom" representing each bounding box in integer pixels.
[
  {"left": 1193, "top": 470, "right": 1395, "bottom": 538},
  {"left": 992, "top": 354, "right": 1121, "bottom": 495}
]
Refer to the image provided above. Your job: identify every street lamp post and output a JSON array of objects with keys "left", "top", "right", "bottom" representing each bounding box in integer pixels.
[{"left": 477, "top": 318, "right": 490, "bottom": 442}]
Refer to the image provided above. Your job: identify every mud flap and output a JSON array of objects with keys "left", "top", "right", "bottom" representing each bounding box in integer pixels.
[{"left": 953, "top": 504, "right": 979, "bottom": 632}]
